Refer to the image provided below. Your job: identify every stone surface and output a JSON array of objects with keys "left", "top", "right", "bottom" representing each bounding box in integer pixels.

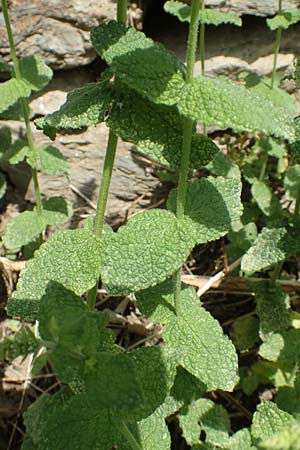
[
  {"left": 0, "top": 119, "right": 160, "bottom": 222},
  {"left": 0, "top": 0, "right": 117, "bottom": 69},
  {"left": 198, "top": 0, "right": 299, "bottom": 16}
]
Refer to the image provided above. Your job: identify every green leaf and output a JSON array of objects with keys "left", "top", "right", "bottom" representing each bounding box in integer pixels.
[
  {"left": 276, "top": 374, "right": 300, "bottom": 415},
  {"left": 180, "top": 398, "right": 230, "bottom": 447},
  {"left": 178, "top": 77, "right": 295, "bottom": 141},
  {"left": 0, "top": 78, "right": 31, "bottom": 113},
  {"left": 206, "top": 152, "right": 241, "bottom": 179},
  {"left": 23, "top": 392, "right": 119, "bottom": 450},
  {"left": 7, "top": 229, "right": 103, "bottom": 320},
  {"left": 108, "top": 89, "right": 219, "bottom": 170},
  {"left": 253, "top": 282, "right": 291, "bottom": 339},
  {"left": 41, "top": 196, "right": 73, "bottom": 226},
  {"left": 226, "top": 429, "right": 253, "bottom": 450},
  {"left": 2, "top": 210, "right": 42, "bottom": 250},
  {"left": 259, "top": 329, "right": 300, "bottom": 373},
  {"left": 0, "top": 326, "right": 41, "bottom": 361},
  {"left": 91, "top": 22, "right": 295, "bottom": 140},
  {"left": 136, "top": 278, "right": 199, "bottom": 324},
  {"left": 0, "top": 61, "right": 12, "bottom": 73},
  {"left": 284, "top": 164, "right": 300, "bottom": 200},
  {"left": 163, "top": 296, "right": 239, "bottom": 391},
  {"left": 0, "top": 126, "right": 11, "bottom": 153},
  {"left": 0, "top": 172, "right": 7, "bottom": 200},
  {"left": 167, "top": 177, "right": 243, "bottom": 244},
  {"left": 228, "top": 222, "right": 258, "bottom": 252},
  {"left": 164, "top": 1, "right": 242, "bottom": 26},
  {"left": 241, "top": 224, "right": 300, "bottom": 274},
  {"left": 19, "top": 55, "right": 53, "bottom": 92},
  {"left": 290, "top": 116, "right": 300, "bottom": 161},
  {"left": 251, "top": 180, "right": 282, "bottom": 217},
  {"left": 251, "top": 401, "right": 294, "bottom": 443},
  {"left": 35, "top": 82, "right": 113, "bottom": 139},
  {"left": 36, "top": 146, "right": 69, "bottom": 175},
  {"left": 230, "top": 316, "right": 260, "bottom": 352},
  {"left": 260, "top": 420, "right": 300, "bottom": 450},
  {"left": 91, "top": 21, "right": 186, "bottom": 106},
  {"left": 102, "top": 209, "right": 194, "bottom": 295},
  {"left": 267, "top": 10, "right": 300, "bottom": 30},
  {"left": 2, "top": 140, "right": 29, "bottom": 164}
]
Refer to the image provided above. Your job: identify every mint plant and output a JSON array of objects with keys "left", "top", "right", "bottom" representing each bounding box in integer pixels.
[
  {"left": 1, "top": 0, "right": 299, "bottom": 448},
  {"left": 0, "top": 0, "right": 72, "bottom": 253}
]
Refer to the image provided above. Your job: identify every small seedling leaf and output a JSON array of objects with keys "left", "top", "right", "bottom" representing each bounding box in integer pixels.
[
  {"left": 0, "top": 78, "right": 31, "bottom": 113},
  {"left": 168, "top": 176, "right": 243, "bottom": 244},
  {"left": 35, "top": 82, "right": 113, "bottom": 139},
  {"left": 35, "top": 145, "right": 69, "bottom": 174},
  {"left": 251, "top": 180, "right": 282, "bottom": 217},
  {"left": 2, "top": 210, "right": 42, "bottom": 250},
  {"left": 102, "top": 209, "right": 194, "bottom": 295},
  {"left": 163, "top": 297, "right": 239, "bottom": 391},
  {"left": 41, "top": 196, "right": 73, "bottom": 226},
  {"left": 7, "top": 229, "right": 103, "bottom": 320},
  {"left": 267, "top": 10, "right": 300, "bottom": 30},
  {"left": 164, "top": 1, "right": 242, "bottom": 26},
  {"left": 179, "top": 398, "right": 230, "bottom": 447},
  {"left": 259, "top": 329, "right": 300, "bottom": 373},
  {"left": 19, "top": 55, "right": 53, "bottom": 91},
  {"left": 284, "top": 164, "right": 300, "bottom": 200},
  {"left": 108, "top": 89, "right": 218, "bottom": 170},
  {"left": 241, "top": 224, "right": 300, "bottom": 273},
  {"left": 1, "top": 140, "right": 29, "bottom": 165}
]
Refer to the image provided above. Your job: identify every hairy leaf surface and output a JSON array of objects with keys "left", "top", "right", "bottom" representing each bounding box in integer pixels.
[
  {"left": 136, "top": 278, "right": 199, "bottom": 324},
  {"left": 102, "top": 209, "right": 194, "bottom": 295},
  {"left": 7, "top": 229, "right": 103, "bottom": 320},
  {"left": 163, "top": 299, "right": 239, "bottom": 391},
  {"left": 36, "top": 146, "right": 69, "bottom": 174},
  {"left": 276, "top": 374, "right": 300, "bottom": 415},
  {"left": 0, "top": 78, "right": 31, "bottom": 113},
  {"left": 251, "top": 180, "right": 281, "bottom": 217},
  {"left": 41, "top": 196, "right": 73, "bottom": 226},
  {"left": 108, "top": 90, "right": 218, "bottom": 169},
  {"left": 241, "top": 225, "right": 300, "bottom": 273},
  {"left": 259, "top": 329, "right": 300, "bottom": 372},
  {"left": 3, "top": 210, "right": 42, "bottom": 250},
  {"left": 179, "top": 398, "right": 230, "bottom": 447},
  {"left": 260, "top": 421, "right": 300, "bottom": 450},
  {"left": 164, "top": 1, "right": 242, "bottom": 26},
  {"left": 267, "top": 10, "right": 300, "bottom": 30},
  {"left": 1, "top": 140, "right": 29, "bottom": 165},
  {"left": 19, "top": 55, "right": 53, "bottom": 91},
  {"left": 35, "top": 82, "right": 113, "bottom": 139},
  {"left": 168, "top": 177, "right": 243, "bottom": 244},
  {"left": 251, "top": 401, "right": 294, "bottom": 442}
]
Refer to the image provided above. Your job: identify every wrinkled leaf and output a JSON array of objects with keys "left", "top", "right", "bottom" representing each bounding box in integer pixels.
[
  {"left": 108, "top": 89, "right": 218, "bottom": 170},
  {"left": 0, "top": 78, "right": 31, "bottom": 113},
  {"left": 168, "top": 176, "right": 243, "bottom": 244},
  {"left": 259, "top": 329, "right": 300, "bottom": 373},
  {"left": 251, "top": 401, "right": 294, "bottom": 443},
  {"left": 241, "top": 224, "right": 300, "bottom": 273},
  {"left": 164, "top": 1, "right": 242, "bottom": 26},
  {"left": 267, "top": 10, "right": 300, "bottom": 30},
  {"left": 102, "top": 209, "right": 194, "bottom": 295},
  {"left": 41, "top": 196, "right": 73, "bottom": 226},
  {"left": 163, "top": 297, "right": 239, "bottom": 391},
  {"left": 35, "top": 82, "right": 113, "bottom": 139},
  {"left": 7, "top": 229, "right": 103, "bottom": 320},
  {"left": 37, "top": 146, "right": 69, "bottom": 175},
  {"left": 179, "top": 398, "right": 230, "bottom": 447},
  {"left": 2, "top": 210, "right": 42, "bottom": 250},
  {"left": 260, "top": 420, "right": 300, "bottom": 450},
  {"left": 19, "top": 55, "right": 53, "bottom": 92}
]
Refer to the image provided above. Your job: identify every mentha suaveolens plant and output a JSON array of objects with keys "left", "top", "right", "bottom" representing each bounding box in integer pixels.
[{"left": 3, "top": 0, "right": 297, "bottom": 449}]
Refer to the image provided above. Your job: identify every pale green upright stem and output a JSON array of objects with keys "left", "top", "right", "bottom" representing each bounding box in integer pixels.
[
  {"left": 199, "top": 0, "right": 206, "bottom": 134},
  {"left": 174, "top": 0, "right": 201, "bottom": 315},
  {"left": 1, "top": 0, "right": 43, "bottom": 223},
  {"left": 87, "top": 0, "right": 127, "bottom": 310}
]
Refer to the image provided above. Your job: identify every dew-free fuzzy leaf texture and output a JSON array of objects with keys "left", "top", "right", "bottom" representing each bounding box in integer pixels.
[
  {"left": 284, "top": 164, "right": 300, "bottom": 200},
  {"left": 168, "top": 176, "right": 243, "bottom": 244},
  {"left": 35, "top": 82, "right": 113, "bottom": 139},
  {"left": 163, "top": 299, "right": 239, "bottom": 391},
  {"left": 260, "top": 421, "right": 300, "bottom": 450},
  {"left": 267, "top": 10, "right": 300, "bottom": 30},
  {"left": 276, "top": 374, "right": 300, "bottom": 415},
  {"left": 253, "top": 282, "right": 291, "bottom": 339},
  {"left": 179, "top": 398, "right": 230, "bottom": 447},
  {"left": 23, "top": 392, "right": 119, "bottom": 450},
  {"left": 1, "top": 140, "right": 29, "bottom": 165},
  {"left": 2, "top": 210, "right": 42, "bottom": 250},
  {"left": 102, "top": 209, "right": 194, "bottom": 295},
  {"left": 0, "top": 78, "right": 31, "bottom": 113},
  {"left": 241, "top": 225, "right": 300, "bottom": 273},
  {"left": 251, "top": 180, "right": 281, "bottom": 217},
  {"left": 136, "top": 278, "right": 199, "bottom": 324},
  {"left": 7, "top": 229, "right": 103, "bottom": 320},
  {"left": 251, "top": 401, "right": 294, "bottom": 443},
  {"left": 178, "top": 77, "right": 295, "bottom": 141},
  {"left": 36, "top": 146, "right": 69, "bottom": 175},
  {"left": 230, "top": 316, "right": 259, "bottom": 352},
  {"left": 259, "top": 329, "right": 300, "bottom": 372},
  {"left": 227, "top": 429, "right": 253, "bottom": 450},
  {"left": 19, "top": 55, "right": 53, "bottom": 92},
  {"left": 108, "top": 89, "right": 218, "bottom": 170},
  {"left": 41, "top": 196, "right": 73, "bottom": 226},
  {"left": 164, "top": 1, "right": 242, "bottom": 26},
  {"left": 91, "top": 21, "right": 185, "bottom": 106}
]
